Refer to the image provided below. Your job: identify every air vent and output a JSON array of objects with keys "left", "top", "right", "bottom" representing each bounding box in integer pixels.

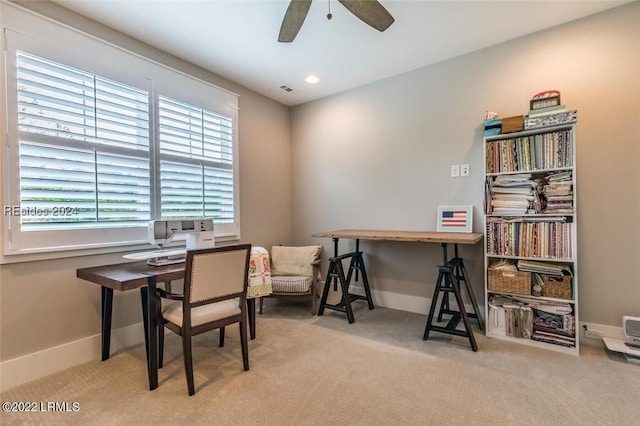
[{"left": 280, "top": 85, "right": 293, "bottom": 92}]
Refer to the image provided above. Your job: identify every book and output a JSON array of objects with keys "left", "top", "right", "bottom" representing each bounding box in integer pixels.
[
  {"left": 524, "top": 110, "right": 578, "bottom": 129},
  {"left": 527, "top": 104, "right": 567, "bottom": 117}
]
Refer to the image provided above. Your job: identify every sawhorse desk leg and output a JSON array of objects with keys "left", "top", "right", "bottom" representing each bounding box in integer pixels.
[
  {"left": 318, "top": 250, "right": 373, "bottom": 323},
  {"left": 332, "top": 238, "right": 361, "bottom": 291},
  {"left": 422, "top": 243, "right": 484, "bottom": 352}
]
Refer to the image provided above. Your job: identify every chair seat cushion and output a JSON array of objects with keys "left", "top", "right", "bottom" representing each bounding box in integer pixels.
[
  {"left": 271, "top": 275, "right": 313, "bottom": 294},
  {"left": 162, "top": 298, "right": 240, "bottom": 327}
]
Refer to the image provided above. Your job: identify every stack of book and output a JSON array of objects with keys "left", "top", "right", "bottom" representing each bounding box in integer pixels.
[
  {"left": 543, "top": 171, "right": 573, "bottom": 214},
  {"left": 531, "top": 303, "right": 576, "bottom": 347},
  {"left": 517, "top": 259, "right": 572, "bottom": 275},
  {"left": 486, "top": 174, "right": 546, "bottom": 214},
  {"left": 487, "top": 174, "right": 535, "bottom": 214},
  {"left": 524, "top": 91, "right": 577, "bottom": 129},
  {"left": 488, "top": 294, "right": 575, "bottom": 346},
  {"left": 525, "top": 105, "right": 577, "bottom": 129}
]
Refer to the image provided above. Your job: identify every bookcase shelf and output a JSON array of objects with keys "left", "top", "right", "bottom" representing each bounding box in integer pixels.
[
  {"left": 486, "top": 254, "right": 575, "bottom": 262},
  {"left": 485, "top": 330, "right": 578, "bottom": 356},
  {"left": 484, "top": 121, "right": 579, "bottom": 356},
  {"left": 486, "top": 290, "right": 576, "bottom": 304},
  {"left": 486, "top": 167, "right": 573, "bottom": 177},
  {"left": 486, "top": 213, "right": 575, "bottom": 217}
]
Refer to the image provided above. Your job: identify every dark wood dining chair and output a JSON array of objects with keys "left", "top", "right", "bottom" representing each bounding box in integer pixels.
[{"left": 156, "top": 244, "right": 252, "bottom": 396}]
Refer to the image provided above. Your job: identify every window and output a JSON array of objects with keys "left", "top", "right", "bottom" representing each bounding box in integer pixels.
[
  {"left": 2, "top": 16, "right": 239, "bottom": 257},
  {"left": 158, "top": 96, "right": 235, "bottom": 222},
  {"left": 17, "top": 52, "right": 152, "bottom": 230}
]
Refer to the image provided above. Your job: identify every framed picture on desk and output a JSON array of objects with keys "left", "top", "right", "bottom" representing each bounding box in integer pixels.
[{"left": 437, "top": 205, "right": 473, "bottom": 233}]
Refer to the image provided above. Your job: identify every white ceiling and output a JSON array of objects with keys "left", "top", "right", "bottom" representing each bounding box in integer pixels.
[{"left": 51, "top": 0, "right": 629, "bottom": 106}]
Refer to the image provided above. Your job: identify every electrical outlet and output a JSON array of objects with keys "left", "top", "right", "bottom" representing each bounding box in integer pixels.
[
  {"left": 450, "top": 164, "right": 460, "bottom": 177},
  {"left": 583, "top": 327, "right": 603, "bottom": 340},
  {"left": 461, "top": 164, "right": 470, "bottom": 177}
]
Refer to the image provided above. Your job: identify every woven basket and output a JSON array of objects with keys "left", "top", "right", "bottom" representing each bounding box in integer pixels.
[
  {"left": 540, "top": 274, "right": 572, "bottom": 300},
  {"left": 488, "top": 269, "right": 531, "bottom": 295}
]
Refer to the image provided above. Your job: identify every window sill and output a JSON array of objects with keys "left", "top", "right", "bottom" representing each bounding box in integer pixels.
[{"left": 0, "top": 234, "right": 240, "bottom": 265}]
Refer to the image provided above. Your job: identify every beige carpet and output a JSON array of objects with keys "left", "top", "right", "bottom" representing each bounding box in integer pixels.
[{"left": 1, "top": 298, "right": 639, "bottom": 426}]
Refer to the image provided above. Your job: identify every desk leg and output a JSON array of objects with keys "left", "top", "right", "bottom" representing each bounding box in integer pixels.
[
  {"left": 354, "top": 239, "right": 360, "bottom": 283},
  {"left": 332, "top": 238, "right": 339, "bottom": 291},
  {"left": 457, "top": 255, "right": 485, "bottom": 331},
  {"left": 247, "top": 298, "right": 256, "bottom": 340},
  {"left": 423, "top": 265, "right": 478, "bottom": 352},
  {"left": 101, "top": 286, "right": 113, "bottom": 361},
  {"left": 140, "top": 278, "right": 158, "bottom": 391},
  {"left": 140, "top": 287, "right": 150, "bottom": 365},
  {"left": 437, "top": 243, "right": 450, "bottom": 322}
]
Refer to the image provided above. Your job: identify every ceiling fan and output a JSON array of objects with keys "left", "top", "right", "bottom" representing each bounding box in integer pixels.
[{"left": 278, "top": 0, "right": 395, "bottom": 43}]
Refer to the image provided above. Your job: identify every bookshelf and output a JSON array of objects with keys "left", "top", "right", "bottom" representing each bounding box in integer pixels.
[{"left": 483, "top": 122, "right": 579, "bottom": 356}]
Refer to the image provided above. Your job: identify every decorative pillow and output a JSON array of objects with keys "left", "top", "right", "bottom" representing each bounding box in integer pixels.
[{"left": 270, "top": 245, "right": 322, "bottom": 277}]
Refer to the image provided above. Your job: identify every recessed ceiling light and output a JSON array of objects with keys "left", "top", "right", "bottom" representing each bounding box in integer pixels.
[{"left": 305, "top": 75, "right": 320, "bottom": 84}]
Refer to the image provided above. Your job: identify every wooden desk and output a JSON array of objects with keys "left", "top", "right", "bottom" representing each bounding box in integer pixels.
[
  {"left": 312, "top": 229, "right": 483, "bottom": 246},
  {"left": 77, "top": 261, "right": 181, "bottom": 390},
  {"left": 312, "top": 229, "right": 484, "bottom": 350},
  {"left": 77, "top": 248, "right": 271, "bottom": 390}
]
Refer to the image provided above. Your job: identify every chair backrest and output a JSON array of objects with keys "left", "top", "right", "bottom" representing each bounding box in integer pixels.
[
  {"left": 184, "top": 244, "right": 252, "bottom": 308},
  {"left": 270, "top": 245, "right": 322, "bottom": 277}
]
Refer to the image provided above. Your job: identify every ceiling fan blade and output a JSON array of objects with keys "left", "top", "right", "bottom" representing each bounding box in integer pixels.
[
  {"left": 338, "top": 0, "right": 394, "bottom": 32},
  {"left": 278, "top": 0, "right": 313, "bottom": 43}
]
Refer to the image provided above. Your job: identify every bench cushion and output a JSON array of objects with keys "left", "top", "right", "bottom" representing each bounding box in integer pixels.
[{"left": 271, "top": 275, "right": 313, "bottom": 294}]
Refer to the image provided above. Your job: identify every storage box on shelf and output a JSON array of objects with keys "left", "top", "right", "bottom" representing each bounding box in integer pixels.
[
  {"left": 539, "top": 274, "right": 572, "bottom": 300},
  {"left": 483, "top": 121, "right": 579, "bottom": 356},
  {"left": 501, "top": 115, "right": 524, "bottom": 133},
  {"left": 488, "top": 267, "right": 531, "bottom": 296}
]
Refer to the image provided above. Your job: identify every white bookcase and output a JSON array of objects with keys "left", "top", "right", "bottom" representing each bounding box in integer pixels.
[{"left": 483, "top": 122, "right": 579, "bottom": 355}]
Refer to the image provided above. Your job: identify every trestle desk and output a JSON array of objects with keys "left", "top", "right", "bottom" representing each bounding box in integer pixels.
[{"left": 312, "top": 229, "right": 485, "bottom": 351}]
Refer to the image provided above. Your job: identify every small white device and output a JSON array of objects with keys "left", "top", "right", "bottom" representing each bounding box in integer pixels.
[
  {"left": 148, "top": 219, "right": 214, "bottom": 248},
  {"left": 623, "top": 316, "right": 640, "bottom": 349},
  {"left": 602, "top": 315, "right": 640, "bottom": 365},
  {"left": 124, "top": 219, "right": 215, "bottom": 266}
]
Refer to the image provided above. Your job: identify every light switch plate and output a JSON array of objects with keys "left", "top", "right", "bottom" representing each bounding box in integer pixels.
[{"left": 451, "top": 164, "right": 460, "bottom": 177}]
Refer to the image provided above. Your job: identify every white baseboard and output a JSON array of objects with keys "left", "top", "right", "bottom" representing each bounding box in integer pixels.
[
  {"left": 350, "top": 285, "right": 486, "bottom": 320},
  {"left": 0, "top": 322, "right": 145, "bottom": 393},
  {"left": 579, "top": 321, "right": 624, "bottom": 346}
]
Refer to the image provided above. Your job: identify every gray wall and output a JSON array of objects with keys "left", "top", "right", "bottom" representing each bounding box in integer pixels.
[
  {"left": 292, "top": 2, "right": 640, "bottom": 325},
  {"left": 0, "top": 2, "right": 293, "bottom": 361}
]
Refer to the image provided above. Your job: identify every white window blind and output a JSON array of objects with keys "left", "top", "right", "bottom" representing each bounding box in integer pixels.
[
  {"left": 16, "top": 51, "right": 151, "bottom": 231},
  {"left": 158, "top": 96, "right": 235, "bottom": 223}
]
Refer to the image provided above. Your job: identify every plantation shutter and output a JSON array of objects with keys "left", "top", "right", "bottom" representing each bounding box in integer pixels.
[
  {"left": 158, "top": 96, "right": 234, "bottom": 222},
  {"left": 16, "top": 51, "right": 151, "bottom": 230}
]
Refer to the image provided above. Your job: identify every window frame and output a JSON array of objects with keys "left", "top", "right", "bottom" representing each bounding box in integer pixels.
[{"left": 1, "top": 5, "right": 240, "bottom": 262}]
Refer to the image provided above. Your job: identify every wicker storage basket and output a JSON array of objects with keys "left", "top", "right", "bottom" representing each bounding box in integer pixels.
[
  {"left": 540, "top": 274, "right": 572, "bottom": 300},
  {"left": 488, "top": 269, "right": 531, "bottom": 295}
]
